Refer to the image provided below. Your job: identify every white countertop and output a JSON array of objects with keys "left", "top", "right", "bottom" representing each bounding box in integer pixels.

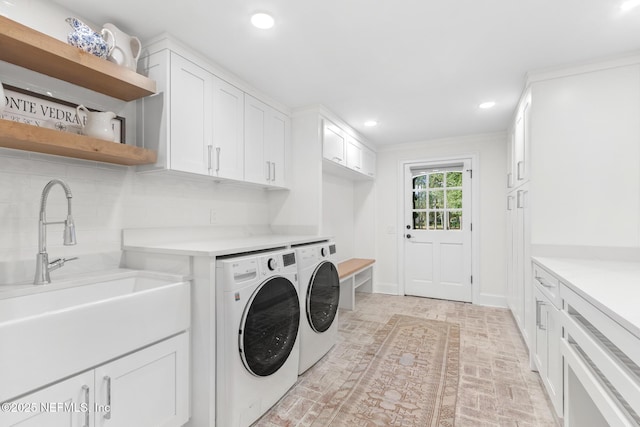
[
  {"left": 122, "top": 234, "right": 329, "bottom": 257},
  {"left": 533, "top": 256, "right": 640, "bottom": 340}
]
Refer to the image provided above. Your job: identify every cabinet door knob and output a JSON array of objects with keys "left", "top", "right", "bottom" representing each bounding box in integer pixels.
[{"left": 406, "top": 234, "right": 412, "bottom": 239}]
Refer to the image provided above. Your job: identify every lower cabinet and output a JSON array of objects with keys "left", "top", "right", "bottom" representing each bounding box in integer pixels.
[
  {"left": 533, "top": 284, "right": 562, "bottom": 417},
  {"left": 1, "top": 333, "right": 189, "bottom": 427}
]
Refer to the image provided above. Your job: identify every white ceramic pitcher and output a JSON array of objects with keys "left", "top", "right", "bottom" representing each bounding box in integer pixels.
[
  {"left": 102, "top": 23, "right": 141, "bottom": 71},
  {"left": 76, "top": 105, "right": 117, "bottom": 141}
]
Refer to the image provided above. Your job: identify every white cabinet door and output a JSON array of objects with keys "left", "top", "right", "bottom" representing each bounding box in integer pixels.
[
  {"left": 511, "top": 185, "right": 531, "bottom": 349},
  {"left": 346, "top": 137, "right": 362, "bottom": 172},
  {"left": 94, "top": 333, "right": 189, "bottom": 427},
  {"left": 506, "top": 193, "right": 516, "bottom": 312},
  {"left": 514, "top": 92, "right": 531, "bottom": 185},
  {"left": 244, "top": 94, "right": 268, "bottom": 184},
  {"left": 266, "top": 108, "right": 289, "bottom": 187},
  {"left": 169, "top": 52, "right": 212, "bottom": 175},
  {"left": 244, "top": 94, "right": 289, "bottom": 187},
  {"left": 0, "top": 371, "right": 94, "bottom": 427},
  {"left": 533, "top": 285, "right": 562, "bottom": 417},
  {"left": 212, "top": 77, "right": 244, "bottom": 180},
  {"left": 322, "top": 121, "right": 346, "bottom": 165},
  {"left": 361, "top": 146, "right": 376, "bottom": 178}
]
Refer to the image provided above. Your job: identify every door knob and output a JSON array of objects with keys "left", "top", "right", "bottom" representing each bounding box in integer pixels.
[{"left": 406, "top": 234, "right": 412, "bottom": 239}]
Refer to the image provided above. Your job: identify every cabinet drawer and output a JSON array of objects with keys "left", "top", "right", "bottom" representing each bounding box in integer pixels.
[{"left": 532, "top": 262, "right": 561, "bottom": 308}]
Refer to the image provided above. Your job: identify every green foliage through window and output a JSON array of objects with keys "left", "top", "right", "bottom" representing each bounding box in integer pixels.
[{"left": 411, "top": 170, "right": 463, "bottom": 231}]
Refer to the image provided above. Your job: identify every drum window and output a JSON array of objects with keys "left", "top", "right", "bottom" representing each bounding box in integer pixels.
[
  {"left": 240, "top": 276, "right": 300, "bottom": 377},
  {"left": 307, "top": 261, "right": 340, "bottom": 333}
]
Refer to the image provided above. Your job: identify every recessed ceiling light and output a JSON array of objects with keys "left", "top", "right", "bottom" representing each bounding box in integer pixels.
[
  {"left": 251, "top": 12, "right": 275, "bottom": 29},
  {"left": 621, "top": 0, "right": 640, "bottom": 11},
  {"left": 478, "top": 101, "right": 496, "bottom": 109},
  {"left": 364, "top": 120, "right": 378, "bottom": 127}
]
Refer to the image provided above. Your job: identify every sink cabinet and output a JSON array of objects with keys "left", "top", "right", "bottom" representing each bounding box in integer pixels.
[{"left": 0, "top": 333, "right": 189, "bottom": 427}]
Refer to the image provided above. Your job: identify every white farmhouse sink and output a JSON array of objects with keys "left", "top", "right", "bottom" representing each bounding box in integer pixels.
[{"left": 0, "top": 270, "right": 190, "bottom": 402}]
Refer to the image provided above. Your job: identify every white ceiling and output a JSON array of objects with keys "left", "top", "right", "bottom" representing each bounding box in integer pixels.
[{"left": 52, "top": 0, "right": 640, "bottom": 146}]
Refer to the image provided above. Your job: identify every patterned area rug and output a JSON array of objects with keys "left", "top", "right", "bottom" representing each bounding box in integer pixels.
[{"left": 311, "top": 314, "right": 460, "bottom": 427}]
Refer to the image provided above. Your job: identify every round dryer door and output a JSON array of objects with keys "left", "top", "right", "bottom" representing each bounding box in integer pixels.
[
  {"left": 307, "top": 261, "right": 340, "bottom": 333},
  {"left": 239, "top": 276, "right": 300, "bottom": 377}
]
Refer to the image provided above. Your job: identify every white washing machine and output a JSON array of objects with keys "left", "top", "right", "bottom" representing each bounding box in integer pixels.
[
  {"left": 216, "top": 249, "right": 300, "bottom": 427},
  {"left": 294, "top": 241, "right": 340, "bottom": 374}
]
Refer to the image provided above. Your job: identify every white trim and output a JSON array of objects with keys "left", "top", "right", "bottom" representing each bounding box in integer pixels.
[
  {"left": 373, "top": 281, "right": 399, "bottom": 295},
  {"left": 475, "top": 293, "right": 508, "bottom": 308},
  {"left": 397, "top": 153, "right": 480, "bottom": 304},
  {"left": 525, "top": 50, "right": 640, "bottom": 87}
]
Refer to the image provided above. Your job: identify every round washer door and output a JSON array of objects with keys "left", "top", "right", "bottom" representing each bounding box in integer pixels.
[
  {"left": 239, "top": 276, "right": 300, "bottom": 377},
  {"left": 307, "top": 261, "right": 340, "bottom": 333}
]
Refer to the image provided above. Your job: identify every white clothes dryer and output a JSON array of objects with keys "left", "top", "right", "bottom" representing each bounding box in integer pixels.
[
  {"left": 216, "top": 249, "right": 300, "bottom": 427},
  {"left": 294, "top": 241, "right": 340, "bottom": 374}
]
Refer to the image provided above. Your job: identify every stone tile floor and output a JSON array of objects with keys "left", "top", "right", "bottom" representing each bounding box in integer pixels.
[{"left": 255, "top": 293, "right": 560, "bottom": 427}]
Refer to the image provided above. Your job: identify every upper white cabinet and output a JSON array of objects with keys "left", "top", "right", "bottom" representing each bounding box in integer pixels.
[
  {"left": 244, "top": 94, "right": 289, "bottom": 188},
  {"left": 508, "top": 90, "right": 531, "bottom": 189},
  {"left": 138, "top": 41, "right": 289, "bottom": 189},
  {"left": 323, "top": 121, "right": 346, "bottom": 166},
  {"left": 169, "top": 52, "right": 212, "bottom": 175},
  {"left": 322, "top": 119, "right": 375, "bottom": 180},
  {"left": 212, "top": 78, "right": 245, "bottom": 181}
]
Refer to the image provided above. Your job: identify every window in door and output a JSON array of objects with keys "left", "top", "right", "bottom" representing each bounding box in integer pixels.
[{"left": 412, "top": 167, "right": 463, "bottom": 230}]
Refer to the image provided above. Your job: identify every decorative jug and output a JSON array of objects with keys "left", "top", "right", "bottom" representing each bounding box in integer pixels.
[
  {"left": 102, "top": 23, "right": 142, "bottom": 71},
  {"left": 76, "top": 105, "right": 117, "bottom": 141},
  {"left": 66, "top": 17, "right": 115, "bottom": 59}
]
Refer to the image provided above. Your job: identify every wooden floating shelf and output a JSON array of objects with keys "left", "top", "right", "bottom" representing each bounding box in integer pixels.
[
  {"left": 0, "top": 16, "right": 156, "bottom": 101},
  {"left": 0, "top": 120, "right": 157, "bottom": 166}
]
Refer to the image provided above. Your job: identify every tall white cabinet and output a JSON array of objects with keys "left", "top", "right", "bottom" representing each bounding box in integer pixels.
[{"left": 506, "top": 57, "right": 640, "bottom": 421}]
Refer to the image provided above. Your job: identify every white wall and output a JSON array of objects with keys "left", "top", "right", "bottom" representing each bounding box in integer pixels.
[
  {"left": 0, "top": 148, "right": 270, "bottom": 284},
  {"left": 321, "top": 173, "right": 354, "bottom": 262},
  {"left": 375, "top": 133, "right": 507, "bottom": 305}
]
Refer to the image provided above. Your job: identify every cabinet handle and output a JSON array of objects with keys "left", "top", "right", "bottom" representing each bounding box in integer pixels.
[
  {"left": 82, "top": 385, "right": 90, "bottom": 427},
  {"left": 271, "top": 162, "right": 276, "bottom": 181},
  {"left": 507, "top": 196, "right": 514, "bottom": 211},
  {"left": 507, "top": 173, "right": 513, "bottom": 188},
  {"left": 517, "top": 161, "right": 524, "bottom": 180},
  {"left": 332, "top": 156, "right": 342, "bottom": 162},
  {"left": 207, "top": 146, "right": 213, "bottom": 172},
  {"left": 265, "top": 161, "right": 271, "bottom": 181},
  {"left": 516, "top": 190, "right": 524, "bottom": 209},
  {"left": 354, "top": 165, "right": 361, "bottom": 170},
  {"left": 104, "top": 375, "right": 112, "bottom": 420},
  {"left": 216, "top": 147, "right": 221, "bottom": 173},
  {"left": 368, "top": 172, "right": 374, "bottom": 177},
  {"left": 535, "top": 275, "right": 555, "bottom": 288},
  {"left": 536, "top": 300, "right": 547, "bottom": 330}
]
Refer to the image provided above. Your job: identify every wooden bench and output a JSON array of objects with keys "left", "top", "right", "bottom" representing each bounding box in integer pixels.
[{"left": 337, "top": 258, "right": 375, "bottom": 310}]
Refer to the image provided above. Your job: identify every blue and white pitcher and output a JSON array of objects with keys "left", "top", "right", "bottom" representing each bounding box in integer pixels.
[{"left": 66, "top": 17, "right": 115, "bottom": 59}]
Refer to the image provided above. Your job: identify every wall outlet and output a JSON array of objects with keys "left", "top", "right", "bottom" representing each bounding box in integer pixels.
[{"left": 209, "top": 209, "right": 218, "bottom": 224}]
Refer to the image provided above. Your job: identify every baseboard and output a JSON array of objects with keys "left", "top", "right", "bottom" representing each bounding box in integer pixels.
[
  {"left": 373, "top": 281, "right": 400, "bottom": 295},
  {"left": 475, "top": 293, "right": 508, "bottom": 308}
]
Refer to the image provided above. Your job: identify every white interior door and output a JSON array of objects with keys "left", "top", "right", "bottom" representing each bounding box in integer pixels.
[{"left": 403, "top": 161, "right": 472, "bottom": 302}]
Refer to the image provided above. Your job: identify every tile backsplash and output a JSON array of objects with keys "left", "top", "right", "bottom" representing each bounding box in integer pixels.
[{"left": 0, "top": 147, "right": 271, "bottom": 284}]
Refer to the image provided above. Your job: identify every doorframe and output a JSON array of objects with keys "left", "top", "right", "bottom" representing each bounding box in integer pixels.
[{"left": 396, "top": 153, "right": 480, "bottom": 304}]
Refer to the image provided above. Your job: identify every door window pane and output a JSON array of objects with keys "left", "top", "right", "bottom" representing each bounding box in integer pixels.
[
  {"left": 446, "top": 171, "right": 462, "bottom": 187},
  {"left": 413, "top": 212, "right": 427, "bottom": 229},
  {"left": 448, "top": 211, "right": 462, "bottom": 230},
  {"left": 413, "top": 175, "right": 427, "bottom": 190},
  {"left": 413, "top": 191, "right": 426, "bottom": 209},
  {"left": 429, "top": 190, "right": 444, "bottom": 209},
  {"left": 446, "top": 189, "right": 462, "bottom": 209},
  {"left": 429, "top": 173, "right": 444, "bottom": 188}
]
